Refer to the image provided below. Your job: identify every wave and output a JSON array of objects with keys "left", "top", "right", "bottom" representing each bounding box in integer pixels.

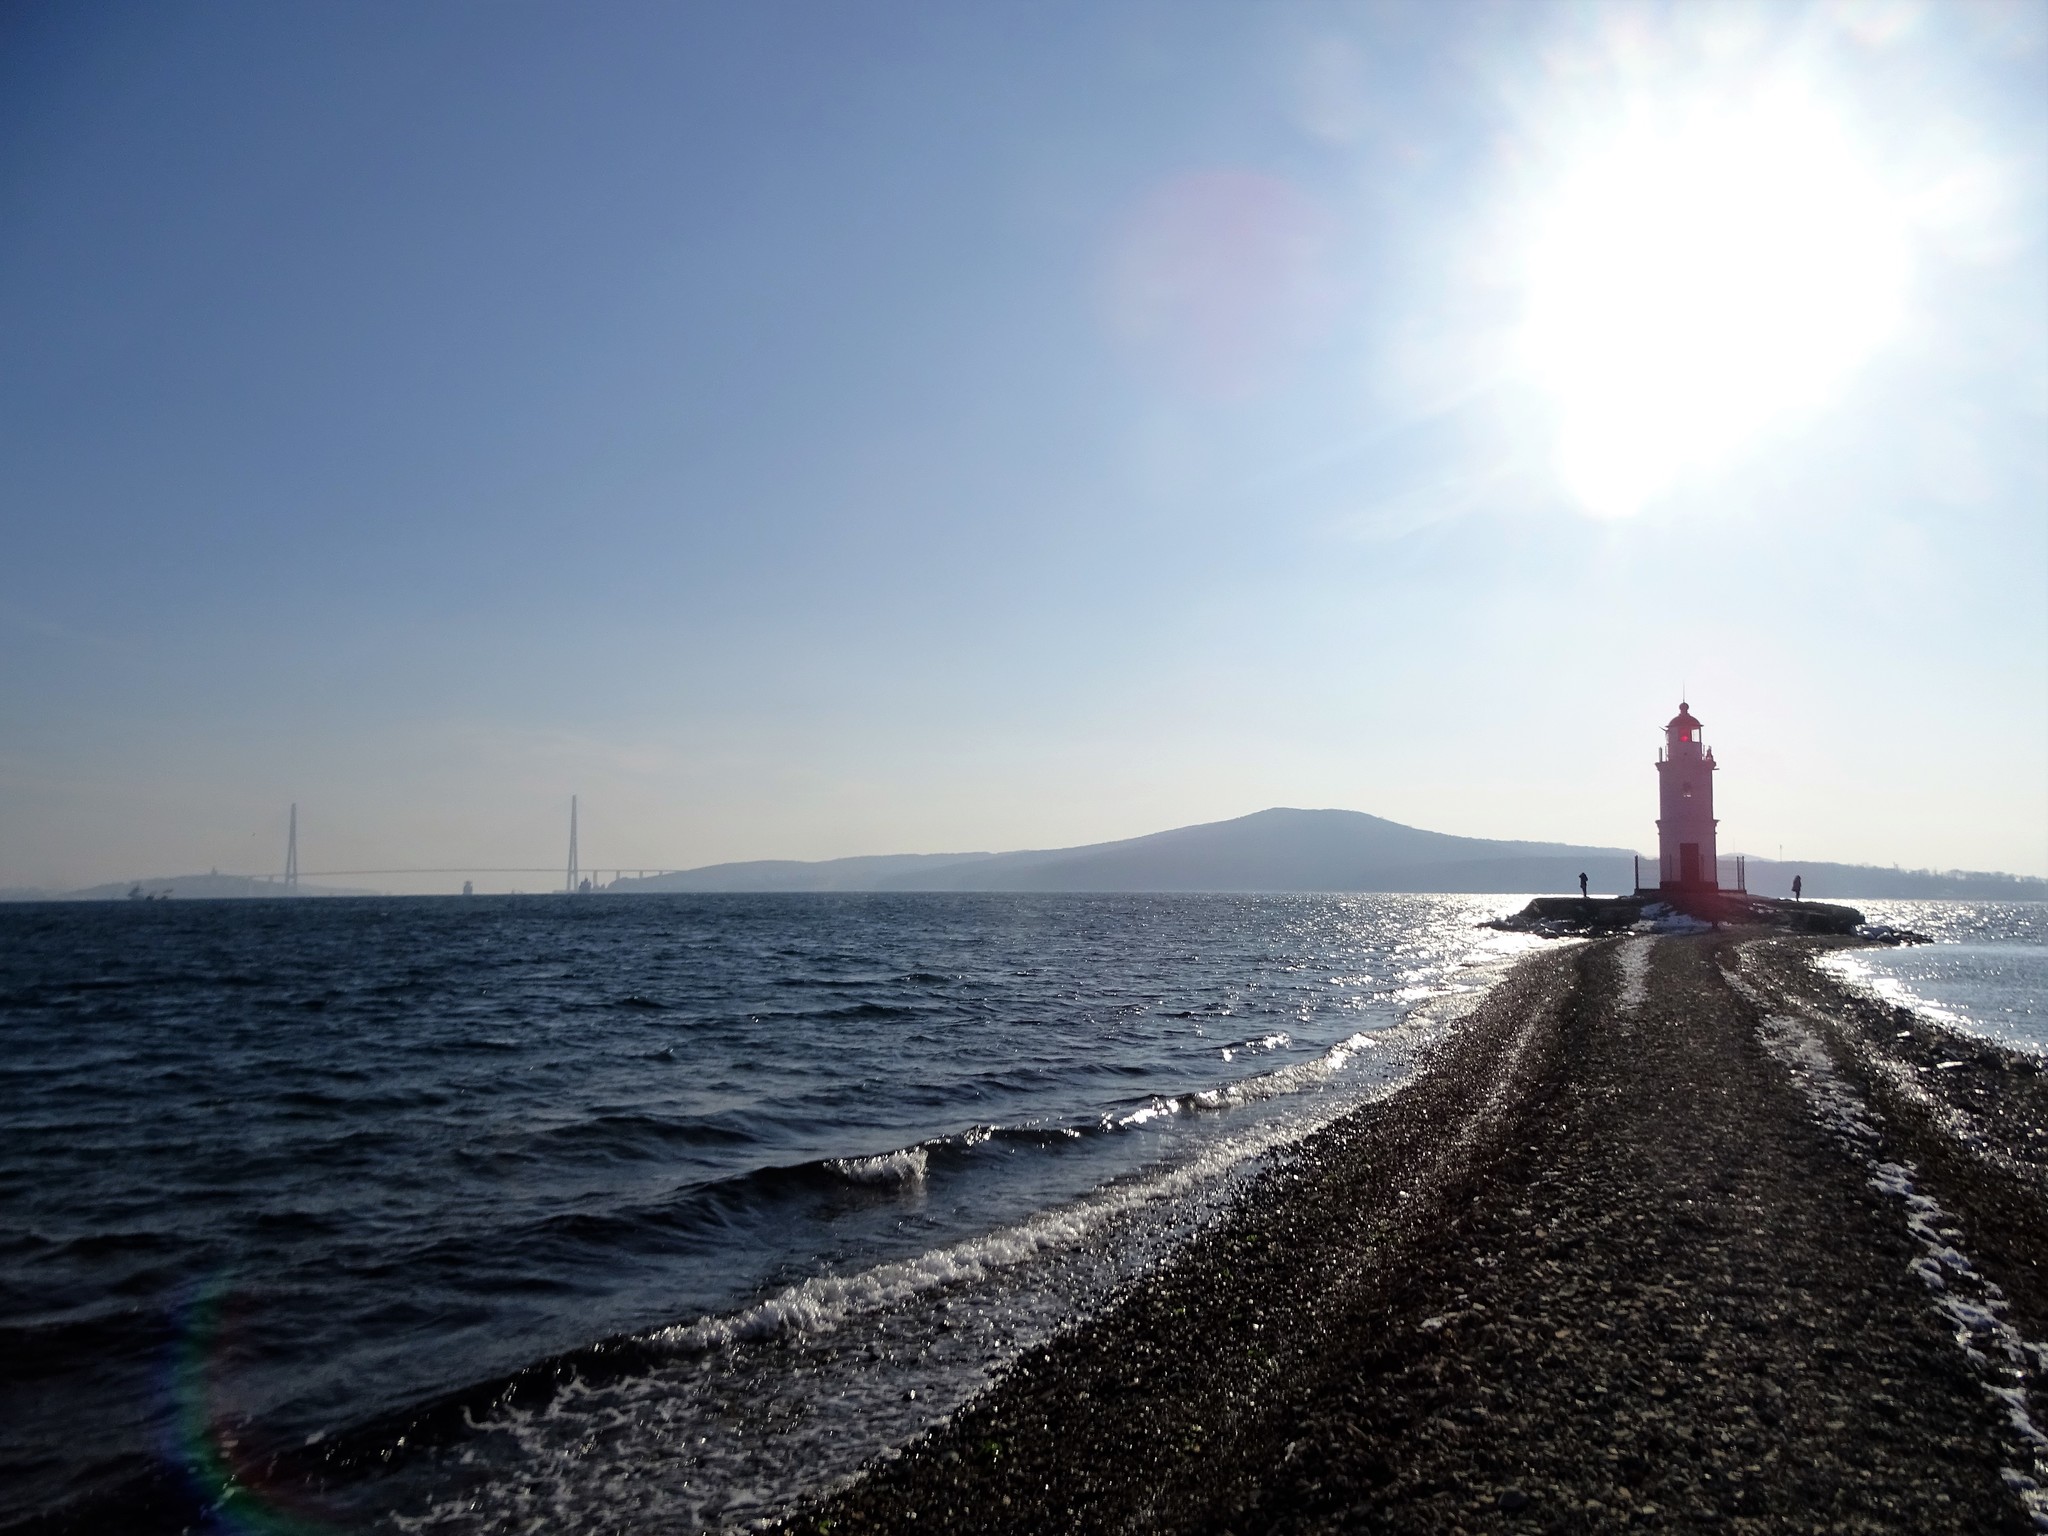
[
  {"left": 421, "top": 1049, "right": 1384, "bottom": 1273},
  {"left": 1115, "top": 1029, "right": 1382, "bottom": 1126},
  {"left": 695, "top": 1124, "right": 1082, "bottom": 1203},
  {"left": 691, "top": 1030, "right": 1392, "bottom": 1206},
  {"left": 653, "top": 1079, "right": 1377, "bottom": 1355},
  {"left": 465, "top": 1027, "right": 1412, "bottom": 1250},
  {"left": 637, "top": 1026, "right": 1414, "bottom": 1351},
  {"left": 828, "top": 1146, "right": 929, "bottom": 1184},
  {"left": 404, "top": 1127, "right": 1084, "bottom": 1267}
]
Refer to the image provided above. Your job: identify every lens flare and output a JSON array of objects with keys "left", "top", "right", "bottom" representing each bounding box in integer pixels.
[
  {"left": 167, "top": 1281, "right": 335, "bottom": 1535},
  {"left": 1105, "top": 169, "right": 1339, "bottom": 399}
]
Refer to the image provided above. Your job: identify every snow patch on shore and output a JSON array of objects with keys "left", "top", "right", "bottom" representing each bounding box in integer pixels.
[
  {"left": 1612, "top": 937, "right": 1654, "bottom": 1032},
  {"left": 1752, "top": 1013, "right": 1881, "bottom": 1144},
  {"left": 1633, "top": 902, "right": 1713, "bottom": 935},
  {"left": 1729, "top": 955, "right": 2048, "bottom": 1528}
]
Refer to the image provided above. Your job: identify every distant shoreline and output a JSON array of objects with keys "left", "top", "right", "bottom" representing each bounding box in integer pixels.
[{"left": 13, "top": 808, "right": 2043, "bottom": 904}]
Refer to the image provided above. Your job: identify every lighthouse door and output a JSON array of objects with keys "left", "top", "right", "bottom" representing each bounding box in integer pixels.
[{"left": 1680, "top": 843, "right": 1700, "bottom": 885}]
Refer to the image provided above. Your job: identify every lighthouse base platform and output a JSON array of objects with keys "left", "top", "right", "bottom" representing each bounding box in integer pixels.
[{"left": 1496, "top": 891, "right": 1864, "bottom": 937}]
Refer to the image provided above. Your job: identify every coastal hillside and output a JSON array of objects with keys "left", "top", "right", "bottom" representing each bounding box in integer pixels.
[
  {"left": 877, "top": 808, "right": 1639, "bottom": 893},
  {"left": 616, "top": 809, "right": 1643, "bottom": 896}
]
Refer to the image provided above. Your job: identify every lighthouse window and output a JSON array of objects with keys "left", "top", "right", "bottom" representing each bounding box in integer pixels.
[{"left": 1682, "top": 782, "right": 1693, "bottom": 797}]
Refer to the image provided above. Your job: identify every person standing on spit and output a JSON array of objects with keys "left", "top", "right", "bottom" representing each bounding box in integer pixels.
[
  {"left": 1578, "top": 871, "right": 1589, "bottom": 899},
  {"left": 1792, "top": 874, "right": 1803, "bottom": 902}
]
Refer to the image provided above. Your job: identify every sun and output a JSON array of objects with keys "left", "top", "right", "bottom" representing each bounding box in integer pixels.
[{"left": 1519, "top": 77, "right": 1910, "bottom": 517}]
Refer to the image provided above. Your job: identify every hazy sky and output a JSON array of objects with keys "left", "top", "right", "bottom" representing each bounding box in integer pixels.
[{"left": 4, "top": 0, "right": 2044, "bottom": 892}]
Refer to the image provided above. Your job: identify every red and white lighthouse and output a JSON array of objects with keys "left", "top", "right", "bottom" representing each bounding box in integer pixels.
[{"left": 1656, "top": 702, "right": 1719, "bottom": 890}]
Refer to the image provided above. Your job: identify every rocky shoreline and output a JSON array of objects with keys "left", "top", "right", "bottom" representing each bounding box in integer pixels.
[{"left": 782, "top": 931, "right": 2048, "bottom": 1533}]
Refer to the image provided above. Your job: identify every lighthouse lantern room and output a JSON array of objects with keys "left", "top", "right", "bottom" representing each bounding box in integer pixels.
[{"left": 1656, "top": 701, "right": 1719, "bottom": 891}]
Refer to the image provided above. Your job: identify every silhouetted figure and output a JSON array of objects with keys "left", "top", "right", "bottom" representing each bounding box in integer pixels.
[
  {"left": 1578, "top": 872, "right": 1589, "bottom": 899},
  {"left": 1792, "top": 874, "right": 1803, "bottom": 902}
]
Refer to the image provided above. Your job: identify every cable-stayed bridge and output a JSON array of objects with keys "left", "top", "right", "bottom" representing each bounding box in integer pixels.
[
  {"left": 288, "top": 867, "right": 684, "bottom": 880},
  {"left": 254, "top": 797, "right": 683, "bottom": 892}
]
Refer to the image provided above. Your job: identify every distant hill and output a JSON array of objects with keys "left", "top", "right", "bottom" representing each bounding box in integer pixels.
[
  {"left": 612, "top": 809, "right": 1646, "bottom": 895},
  {"left": 875, "top": 809, "right": 1646, "bottom": 893}
]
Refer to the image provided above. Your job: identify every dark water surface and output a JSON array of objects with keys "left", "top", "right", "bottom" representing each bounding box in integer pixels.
[{"left": 1, "top": 894, "right": 1546, "bottom": 1530}]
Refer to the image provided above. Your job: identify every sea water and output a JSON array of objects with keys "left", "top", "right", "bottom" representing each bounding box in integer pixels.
[
  {"left": 0, "top": 893, "right": 1545, "bottom": 1532},
  {"left": 1829, "top": 901, "right": 2048, "bottom": 1056}
]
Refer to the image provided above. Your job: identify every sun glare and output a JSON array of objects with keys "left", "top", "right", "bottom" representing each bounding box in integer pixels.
[{"left": 1521, "top": 80, "right": 1910, "bottom": 517}]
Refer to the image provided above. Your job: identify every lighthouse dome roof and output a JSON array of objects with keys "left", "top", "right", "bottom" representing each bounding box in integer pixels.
[{"left": 1667, "top": 701, "right": 1701, "bottom": 731}]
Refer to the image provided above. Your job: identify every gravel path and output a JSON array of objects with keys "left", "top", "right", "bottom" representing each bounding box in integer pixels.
[{"left": 783, "top": 932, "right": 2048, "bottom": 1534}]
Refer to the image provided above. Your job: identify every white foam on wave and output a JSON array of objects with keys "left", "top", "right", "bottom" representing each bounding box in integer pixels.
[
  {"left": 1116, "top": 1029, "right": 1383, "bottom": 1128},
  {"left": 828, "top": 1147, "right": 928, "bottom": 1185},
  {"left": 1206, "top": 1030, "right": 1379, "bottom": 1105},
  {"left": 1116, "top": 1096, "right": 1182, "bottom": 1128},
  {"left": 667, "top": 1047, "right": 1404, "bottom": 1355},
  {"left": 1220, "top": 1030, "right": 1290, "bottom": 1062}
]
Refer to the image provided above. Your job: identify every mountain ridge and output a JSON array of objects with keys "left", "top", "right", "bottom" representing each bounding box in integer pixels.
[{"left": 617, "top": 808, "right": 1648, "bottom": 895}]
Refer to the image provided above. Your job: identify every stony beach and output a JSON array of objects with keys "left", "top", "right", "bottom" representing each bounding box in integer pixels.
[{"left": 783, "top": 929, "right": 2048, "bottom": 1534}]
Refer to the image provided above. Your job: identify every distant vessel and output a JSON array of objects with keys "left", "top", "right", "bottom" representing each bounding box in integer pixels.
[{"left": 462, "top": 880, "right": 474, "bottom": 897}]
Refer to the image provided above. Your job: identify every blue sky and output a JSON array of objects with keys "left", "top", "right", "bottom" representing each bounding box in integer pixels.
[{"left": 3, "top": 0, "right": 2044, "bottom": 890}]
